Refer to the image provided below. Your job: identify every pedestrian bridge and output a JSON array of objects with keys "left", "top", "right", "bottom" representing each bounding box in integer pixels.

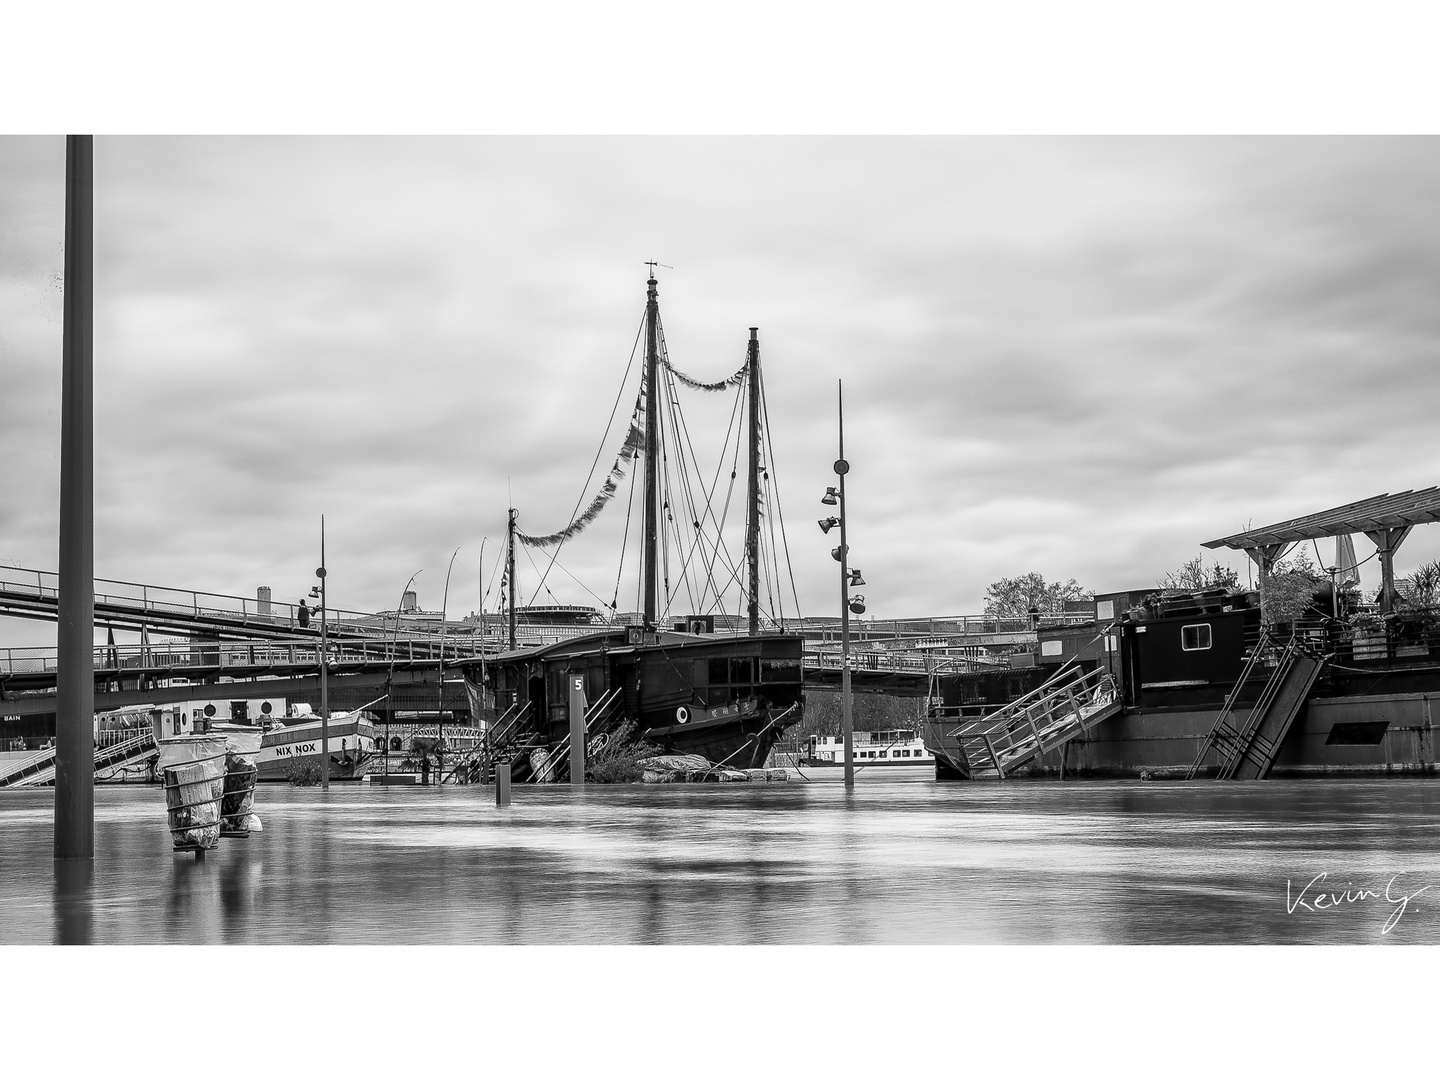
[{"left": 1, "top": 563, "right": 1091, "bottom": 711}]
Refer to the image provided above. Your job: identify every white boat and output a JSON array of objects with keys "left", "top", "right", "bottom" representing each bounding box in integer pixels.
[
  {"left": 801, "top": 729, "right": 935, "bottom": 767},
  {"left": 255, "top": 705, "right": 379, "bottom": 782}
]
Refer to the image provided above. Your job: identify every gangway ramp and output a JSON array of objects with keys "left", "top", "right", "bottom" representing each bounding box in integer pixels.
[
  {"left": 0, "top": 730, "right": 156, "bottom": 789},
  {"left": 942, "top": 665, "right": 1122, "bottom": 779},
  {"left": 1186, "top": 636, "right": 1326, "bottom": 781}
]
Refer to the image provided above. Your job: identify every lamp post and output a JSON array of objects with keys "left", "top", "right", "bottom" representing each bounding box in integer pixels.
[
  {"left": 437, "top": 546, "right": 460, "bottom": 782},
  {"left": 315, "top": 515, "right": 329, "bottom": 791},
  {"left": 818, "top": 380, "right": 867, "bottom": 788},
  {"left": 385, "top": 569, "right": 423, "bottom": 781}
]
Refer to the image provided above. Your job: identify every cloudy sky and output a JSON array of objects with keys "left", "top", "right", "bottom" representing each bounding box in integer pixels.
[{"left": 5, "top": 134, "right": 1440, "bottom": 647}]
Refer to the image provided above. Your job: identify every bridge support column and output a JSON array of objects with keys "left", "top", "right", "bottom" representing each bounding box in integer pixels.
[{"left": 55, "top": 134, "right": 94, "bottom": 862}]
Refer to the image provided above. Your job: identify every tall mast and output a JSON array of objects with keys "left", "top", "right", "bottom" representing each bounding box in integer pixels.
[
  {"left": 642, "top": 272, "right": 660, "bottom": 630},
  {"left": 745, "top": 328, "right": 761, "bottom": 635},
  {"left": 507, "top": 507, "right": 517, "bottom": 650}
]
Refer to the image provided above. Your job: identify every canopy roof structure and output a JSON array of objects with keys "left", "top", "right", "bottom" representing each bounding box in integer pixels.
[
  {"left": 1202, "top": 488, "right": 1440, "bottom": 613},
  {"left": 1202, "top": 488, "right": 1440, "bottom": 551}
]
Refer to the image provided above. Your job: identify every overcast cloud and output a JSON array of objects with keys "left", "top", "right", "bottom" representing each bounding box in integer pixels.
[{"left": 4, "top": 135, "right": 1440, "bottom": 647}]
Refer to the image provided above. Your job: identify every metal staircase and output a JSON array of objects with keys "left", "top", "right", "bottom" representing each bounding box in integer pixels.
[
  {"left": 1186, "top": 633, "right": 1327, "bottom": 781},
  {"left": 529, "top": 688, "right": 625, "bottom": 782},
  {"left": 0, "top": 729, "right": 157, "bottom": 789},
  {"left": 944, "top": 666, "right": 1122, "bottom": 779},
  {"left": 453, "top": 702, "right": 544, "bottom": 783}
]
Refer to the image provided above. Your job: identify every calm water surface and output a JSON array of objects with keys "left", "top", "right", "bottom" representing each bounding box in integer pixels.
[{"left": 4, "top": 769, "right": 1439, "bottom": 944}]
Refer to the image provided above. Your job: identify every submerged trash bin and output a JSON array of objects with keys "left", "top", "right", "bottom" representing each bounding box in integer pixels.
[
  {"left": 219, "top": 728, "right": 262, "bottom": 837},
  {"left": 157, "top": 735, "right": 227, "bottom": 852}
]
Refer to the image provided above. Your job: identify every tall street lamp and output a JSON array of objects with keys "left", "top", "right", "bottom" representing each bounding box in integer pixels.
[
  {"left": 313, "top": 515, "right": 329, "bottom": 791},
  {"left": 818, "top": 380, "right": 868, "bottom": 787},
  {"left": 384, "top": 569, "right": 423, "bottom": 782},
  {"left": 438, "top": 545, "right": 461, "bottom": 781}
]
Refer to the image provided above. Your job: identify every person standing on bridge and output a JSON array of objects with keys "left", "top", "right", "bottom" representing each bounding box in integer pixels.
[{"left": 298, "top": 601, "right": 310, "bottom": 629}]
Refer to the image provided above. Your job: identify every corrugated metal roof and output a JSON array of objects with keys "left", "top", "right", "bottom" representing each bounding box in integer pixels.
[{"left": 1202, "top": 488, "right": 1440, "bottom": 550}]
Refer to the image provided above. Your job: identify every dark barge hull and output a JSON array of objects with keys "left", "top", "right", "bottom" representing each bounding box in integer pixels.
[
  {"left": 923, "top": 600, "right": 1440, "bottom": 779},
  {"left": 480, "top": 628, "right": 805, "bottom": 774}
]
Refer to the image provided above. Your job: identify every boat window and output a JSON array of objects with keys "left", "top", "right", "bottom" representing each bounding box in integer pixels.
[
  {"left": 760, "top": 658, "right": 802, "bottom": 683},
  {"left": 730, "top": 657, "right": 754, "bottom": 685},
  {"left": 1181, "top": 624, "right": 1212, "bottom": 651},
  {"left": 708, "top": 658, "right": 730, "bottom": 686}
]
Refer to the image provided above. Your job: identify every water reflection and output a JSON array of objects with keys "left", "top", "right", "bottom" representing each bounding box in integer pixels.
[
  {"left": 52, "top": 859, "right": 93, "bottom": 945},
  {"left": 1, "top": 777, "right": 1438, "bottom": 944}
]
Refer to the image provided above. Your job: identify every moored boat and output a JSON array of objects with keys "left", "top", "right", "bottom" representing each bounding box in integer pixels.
[
  {"left": 802, "top": 729, "right": 935, "bottom": 767},
  {"left": 468, "top": 272, "right": 807, "bottom": 777},
  {"left": 924, "top": 489, "right": 1440, "bottom": 780},
  {"left": 255, "top": 705, "right": 379, "bottom": 781}
]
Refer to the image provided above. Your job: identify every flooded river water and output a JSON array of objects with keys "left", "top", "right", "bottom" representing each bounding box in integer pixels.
[{"left": 4, "top": 769, "right": 1439, "bottom": 944}]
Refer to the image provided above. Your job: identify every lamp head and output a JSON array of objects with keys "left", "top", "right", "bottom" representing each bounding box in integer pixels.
[
  {"left": 848, "top": 596, "right": 866, "bottom": 615},
  {"left": 818, "top": 517, "right": 839, "bottom": 534},
  {"left": 308, "top": 586, "right": 321, "bottom": 598},
  {"left": 831, "top": 545, "right": 847, "bottom": 563},
  {"left": 821, "top": 487, "right": 839, "bottom": 506},
  {"left": 848, "top": 569, "right": 866, "bottom": 587}
]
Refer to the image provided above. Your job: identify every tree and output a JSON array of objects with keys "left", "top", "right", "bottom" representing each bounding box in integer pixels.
[
  {"left": 983, "top": 572, "right": 1091, "bottom": 619},
  {"left": 1261, "top": 550, "right": 1321, "bottom": 626},
  {"left": 1157, "top": 556, "right": 1242, "bottom": 593}
]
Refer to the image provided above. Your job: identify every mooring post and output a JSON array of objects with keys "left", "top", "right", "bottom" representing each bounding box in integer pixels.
[
  {"left": 496, "top": 763, "right": 511, "bottom": 807},
  {"left": 568, "top": 674, "right": 586, "bottom": 787},
  {"left": 55, "top": 133, "right": 95, "bottom": 862}
]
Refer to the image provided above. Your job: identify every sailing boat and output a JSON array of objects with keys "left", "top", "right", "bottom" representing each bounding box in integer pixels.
[{"left": 472, "top": 272, "right": 806, "bottom": 774}]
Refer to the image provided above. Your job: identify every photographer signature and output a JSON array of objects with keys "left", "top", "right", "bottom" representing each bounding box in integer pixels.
[{"left": 1286, "top": 872, "right": 1431, "bottom": 934}]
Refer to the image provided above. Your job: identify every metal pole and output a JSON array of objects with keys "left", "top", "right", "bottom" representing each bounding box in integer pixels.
[
  {"left": 384, "top": 569, "right": 421, "bottom": 782},
  {"left": 55, "top": 133, "right": 94, "bottom": 861},
  {"left": 568, "top": 673, "right": 586, "bottom": 786},
  {"left": 837, "top": 380, "right": 853, "bottom": 787},
  {"left": 319, "top": 516, "right": 329, "bottom": 791},
  {"left": 746, "top": 328, "right": 761, "bottom": 635},
  {"left": 438, "top": 546, "right": 459, "bottom": 780},
  {"left": 642, "top": 272, "right": 660, "bottom": 630},
  {"left": 507, "top": 509, "right": 517, "bottom": 651}
]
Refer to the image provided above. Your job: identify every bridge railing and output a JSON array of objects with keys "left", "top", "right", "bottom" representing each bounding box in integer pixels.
[
  {"left": 0, "top": 635, "right": 493, "bottom": 676},
  {"left": 0, "top": 565, "right": 391, "bottom": 633},
  {"left": 802, "top": 652, "right": 1007, "bottom": 676}
]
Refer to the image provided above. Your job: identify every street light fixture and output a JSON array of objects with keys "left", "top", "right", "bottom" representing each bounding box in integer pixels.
[
  {"left": 384, "top": 569, "right": 423, "bottom": 782},
  {"left": 815, "top": 380, "right": 869, "bottom": 788},
  {"left": 316, "top": 515, "right": 329, "bottom": 792}
]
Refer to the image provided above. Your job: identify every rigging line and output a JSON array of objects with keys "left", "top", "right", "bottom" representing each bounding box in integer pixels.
[
  {"left": 524, "top": 309, "right": 646, "bottom": 592},
  {"left": 658, "top": 361, "right": 697, "bottom": 613},
  {"left": 531, "top": 544, "right": 617, "bottom": 614},
  {"left": 520, "top": 542, "right": 564, "bottom": 608},
  {"left": 699, "top": 434, "right": 748, "bottom": 610},
  {"left": 663, "top": 346, "right": 715, "bottom": 607},
  {"left": 612, "top": 435, "right": 640, "bottom": 615},
  {"left": 758, "top": 478, "right": 777, "bottom": 625},
  {"left": 760, "top": 367, "right": 803, "bottom": 622},
  {"left": 681, "top": 373, "right": 747, "bottom": 616},
  {"left": 761, "top": 439, "right": 786, "bottom": 627},
  {"left": 660, "top": 361, "right": 718, "bottom": 615},
  {"left": 666, "top": 353, "right": 746, "bottom": 614},
  {"left": 695, "top": 368, "right": 747, "bottom": 610}
]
